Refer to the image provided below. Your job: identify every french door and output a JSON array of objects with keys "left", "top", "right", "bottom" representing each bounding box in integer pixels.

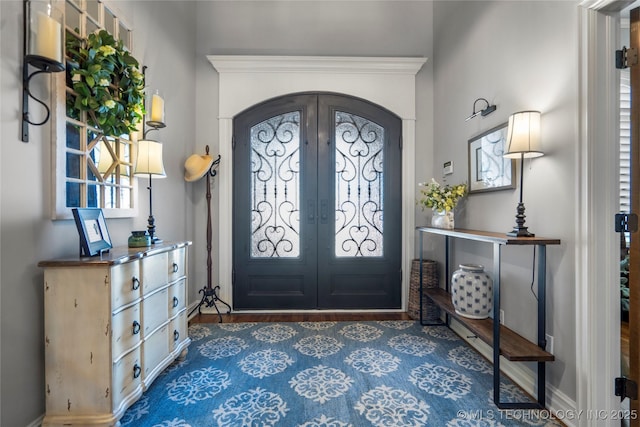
[{"left": 232, "top": 93, "right": 402, "bottom": 310}]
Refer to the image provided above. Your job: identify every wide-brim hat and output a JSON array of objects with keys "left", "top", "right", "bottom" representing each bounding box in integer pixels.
[{"left": 184, "top": 153, "right": 214, "bottom": 182}]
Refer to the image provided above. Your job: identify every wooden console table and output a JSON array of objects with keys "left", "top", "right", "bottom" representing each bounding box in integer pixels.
[{"left": 416, "top": 226, "right": 560, "bottom": 409}]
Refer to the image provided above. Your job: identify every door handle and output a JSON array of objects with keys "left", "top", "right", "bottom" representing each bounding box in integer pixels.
[
  {"left": 321, "top": 200, "right": 328, "bottom": 223},
  {"left": 308, "top": 200, "right": 316, "bottom": 223}
]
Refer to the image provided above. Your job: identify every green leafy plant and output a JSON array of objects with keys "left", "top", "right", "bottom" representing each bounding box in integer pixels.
[
  {"left": 418, "top": 179, "right": 468, "bottom": 213},
  {"left": 66, "top": 30, "right": 145, "bottom": 137}
]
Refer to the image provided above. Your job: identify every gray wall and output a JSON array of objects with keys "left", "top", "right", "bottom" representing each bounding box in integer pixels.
[
  {"left": 432, "top": 0, "right": 579, "bottom": 399},
  {"left": 0, "top": 1, "right": 581, "bottom": 424},
  {"left": 0, "top": 1, "right": 196, "bottom": 425}
]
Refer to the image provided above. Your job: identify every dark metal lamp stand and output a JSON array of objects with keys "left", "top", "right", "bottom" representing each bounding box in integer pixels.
[
  {"left": 145, "top": 173, "right": 162, "bottom": 243},
  {"left": 507, "top": 152, "right": 535, "bottom": 237},
  {"left": 188, "top": 151, "right": 231, "bottom": 322}
]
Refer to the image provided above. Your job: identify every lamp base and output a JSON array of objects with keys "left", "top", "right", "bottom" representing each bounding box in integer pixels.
[
  {"left": 507, "top": 227, "right": 535, "bottom": 238},
  {"left": 147, "top": 214, "right": 162, "bottom": 244},
  {"left": 507, "top": 202, "right": 535, "bottom": 238}
]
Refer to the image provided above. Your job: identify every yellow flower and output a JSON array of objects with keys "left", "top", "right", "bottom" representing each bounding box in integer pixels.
[
  {"left": 104, "top": 100, "right": 116, "bottom": 109},
  {"left": 97, "top": 45, "right": 116, "bottom": 56},
  {"left": 98, "top": 78, "right": 110, "bottom": 87},
  {"left": 130, "top": 68, "right": 143, "bottom": 81},
  {"left": 417, "top": 179, "right": 467, "bottom": 213}
]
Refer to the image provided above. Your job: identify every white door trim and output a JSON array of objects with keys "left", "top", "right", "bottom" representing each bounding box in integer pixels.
[
  {"left": 578, "top": 2, "right": 622, "bottom": 425},
  {"left": 208, "top": 55, "right": 426, "bottom": 311}
]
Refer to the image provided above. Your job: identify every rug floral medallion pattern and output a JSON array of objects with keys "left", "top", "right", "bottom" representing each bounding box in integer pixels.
[{"left": 121, "top": 321, "right": 562, "bottom": 427}]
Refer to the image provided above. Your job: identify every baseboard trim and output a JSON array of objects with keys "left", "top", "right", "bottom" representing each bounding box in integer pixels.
[
  {"left": 27, "top": 414, "right": 43, "bottom": 427},
  {"left": 448, "top": 320, "right": 577, "bottom": 427},
  {"left": 188, "top": 305, "right": 406, "bottom": 319}
]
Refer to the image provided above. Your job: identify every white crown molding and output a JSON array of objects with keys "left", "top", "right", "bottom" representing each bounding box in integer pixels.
[{"left": 208, "top": 55, "right": 427, "bottom": 75}]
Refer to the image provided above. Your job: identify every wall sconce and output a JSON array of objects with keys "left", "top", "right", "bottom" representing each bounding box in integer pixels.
[
  {"left": 503, "top": 110, "right": 543, "bottom": 237},
  {"left": 22, "top": 0, "right": 65, "bottom": 142},
  {"left": 465, "top": 97, "right": 497, "bottom": 121}
]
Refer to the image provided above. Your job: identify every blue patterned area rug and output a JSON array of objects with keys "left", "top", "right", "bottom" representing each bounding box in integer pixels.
[{"left": 120, "top": 321, "right": 561, "bottom": 427}]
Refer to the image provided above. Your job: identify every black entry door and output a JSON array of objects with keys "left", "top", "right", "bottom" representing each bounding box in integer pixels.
[{"left": 233, "top": 93, "right": 402, "bottom": 310}]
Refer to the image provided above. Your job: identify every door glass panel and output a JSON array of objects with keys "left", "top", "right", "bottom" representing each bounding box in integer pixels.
[
  {"left": 250, "top": 112, "right": 301, "bottom": 258},
  {"left": 334, "top": 111, "right": 384, "bottom": 257}
]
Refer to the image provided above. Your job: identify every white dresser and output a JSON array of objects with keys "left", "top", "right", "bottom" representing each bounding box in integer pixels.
[{"left": 38, "top": 241, "right": 192, "bottom": 427}]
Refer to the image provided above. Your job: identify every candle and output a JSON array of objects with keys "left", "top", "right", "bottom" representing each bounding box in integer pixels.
[
  {"left": 34, "top": 11, "right": 62, "bottom": 63},
  {"left": 150, "top": 93, "right": 165, "bottom": 123}
]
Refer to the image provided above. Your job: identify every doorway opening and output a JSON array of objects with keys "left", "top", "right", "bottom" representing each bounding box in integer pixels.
[
  {"left": 208, "top": 55, "right": 426, "bottom": 312},
  {"left": 232, "top": 93, "right": 402, "bottom": 310}
]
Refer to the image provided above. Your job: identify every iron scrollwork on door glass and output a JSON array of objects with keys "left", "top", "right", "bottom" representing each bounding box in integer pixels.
[
  {"left": 250, "top": 112, "right": 301, "bottom": 258},
  {"left": 335, "top": 111, "right": 384, "bottom": 257}
]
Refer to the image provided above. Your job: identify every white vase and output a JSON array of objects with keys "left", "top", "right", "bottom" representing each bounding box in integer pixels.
[
  {"left": 451, "top": 264, "right": 493, "bottom": 319},
  {"left": 431, "top": 209, "right": 454, "bottom": 229}
]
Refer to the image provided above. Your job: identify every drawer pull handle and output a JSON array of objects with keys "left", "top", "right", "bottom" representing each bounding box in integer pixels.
[
  {"left": 133, "top": 364, "right": 141, "bottom": 379},
  {"left": 132, "top": 277, "right": 140, "bottom": 290},
  {"left": 173, "top": 296, "right": 179, "bottom": 308},
  {"left": 132, "top": 321, "right": 141, "bottom": 335},
  {"left": 174, "top": 330, "right": 179, "bottom": 342},
  {"left": 172, "top": 263, "right": 179, "bottom": 273}
]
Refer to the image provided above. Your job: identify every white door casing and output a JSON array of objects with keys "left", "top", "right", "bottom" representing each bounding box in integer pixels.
[
  {"left": 578, "top": 1, "right": 623, "bottom": 425},
  {"left": 208, "top": 55, "right": 426, "bottom": 311}
]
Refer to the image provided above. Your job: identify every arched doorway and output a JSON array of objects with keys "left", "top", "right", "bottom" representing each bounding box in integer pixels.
[
  {"left": 232, "top": 92, "right": 402, "bottom": 310},
  {"left": 208, "top": 55, "right": 426, "bottom": 311}
]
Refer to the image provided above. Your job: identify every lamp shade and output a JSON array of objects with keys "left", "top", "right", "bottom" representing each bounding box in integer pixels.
[
  {"left": 504, "top": 111, "right": 543, "bottom": 159},
  {"left": 134, "top": 140, "right": 166, "bottom": 177}
]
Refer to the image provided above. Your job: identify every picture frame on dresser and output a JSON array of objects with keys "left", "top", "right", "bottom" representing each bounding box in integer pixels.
[
  {"left": 468, "top": 122, "right": 516, "bottom": 194},
  {"left": 72, "top": 208, "right": 112, "bottom": 256}
]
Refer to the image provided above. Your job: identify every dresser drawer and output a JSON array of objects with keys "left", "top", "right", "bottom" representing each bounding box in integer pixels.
[
  {"left": 142, "top": 288, "right": 169, "bottom": 337},
  {"left": 112, "top": 304, "right": 142, "bottom": 359},
  {"left": 111, "top": 260, "right": 141, "bottom": 309},
  {"left": 112, "top": 346, "right": 142, "bottom": 411},
  {"left": 141, "top": 252, "right": 169, "bottom": 294},
  {"left": 168, "top": 247, "right": 186, "bottom": 282},
  {"left": 143, "top": 324, "right": 170, "bottom": 380},
  {"left": 169, "top": 309, "right": 188, "bottom": 353},
  {"left": 168, "top": 278, "right": 186, "bottom": 318}
]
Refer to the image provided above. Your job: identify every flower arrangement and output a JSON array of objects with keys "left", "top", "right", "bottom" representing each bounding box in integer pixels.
[
  {"left": 66, "top": 29, "right": 145, "bottom": 137},
  {"left": 418, "top": 179, "right": 467, "bottom": 213}
]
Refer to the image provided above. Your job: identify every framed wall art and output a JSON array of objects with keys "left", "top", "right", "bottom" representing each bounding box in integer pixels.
[
  {"left": 72, "top": 208, "right": 112, "bottom": 256},
  {"left": 468, "top": 122, "right": 516, "bottom": 194}
]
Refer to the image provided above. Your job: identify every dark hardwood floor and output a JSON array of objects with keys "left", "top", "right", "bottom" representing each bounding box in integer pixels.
[{"left": 190, "top": 312, "right": 412, "bottom": 324}]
